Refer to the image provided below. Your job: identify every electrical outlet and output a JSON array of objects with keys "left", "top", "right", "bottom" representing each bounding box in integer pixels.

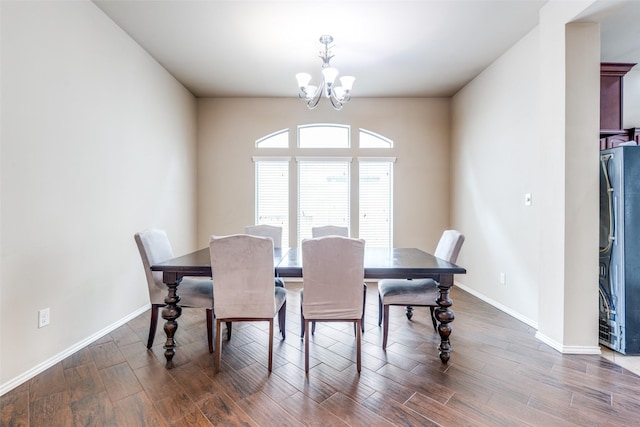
[
  {"left": 38, "top": 308, "right": 50, "bottom": 328},
  {"left": 499, "top": 273, "right": 506, "bottom": 285}
]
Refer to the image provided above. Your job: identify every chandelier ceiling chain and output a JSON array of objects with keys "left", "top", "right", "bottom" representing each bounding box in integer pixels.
[{"left": 296, "top": 35, "right": 355, "bottom": 110}]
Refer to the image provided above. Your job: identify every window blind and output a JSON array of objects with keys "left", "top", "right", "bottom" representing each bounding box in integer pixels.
[
  {"left": 297, "top": 159, "right": 350, "bottom": 246},
  {"left": 255, "top": 160, "right": 289, "bottom": 246},
  {"left": 359, "top": 160, "right": 393, "bottom": 247}
]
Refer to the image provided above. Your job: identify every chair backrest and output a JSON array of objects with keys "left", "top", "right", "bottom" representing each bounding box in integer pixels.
[
  {"left": 301, "top": 236, "right": 365, "bottom": 320},
  {"left": 244, "top": 224, "right": 282, "bottom": 248},
  {"left": 311, "top": 225, "right": 349, "bottom": 238},
  {"left": 209, "top": 234, "right": 276, "bottom": 319},
  {"left": 434, "top": 230, "right": 465, "bottom": 264},
  {"left": 134, "top": 229, "right": 174, "bottom": 302}
]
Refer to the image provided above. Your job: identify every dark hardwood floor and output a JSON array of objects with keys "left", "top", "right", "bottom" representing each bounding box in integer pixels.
[{"left": 3, "top": 283, "right": 640, "bottom": 426}]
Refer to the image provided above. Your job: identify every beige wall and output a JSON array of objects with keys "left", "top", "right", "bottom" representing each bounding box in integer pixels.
[
  {"left": 451, "top": 27, "right": 541, "bottom": 324},
  {"left": 452, "top": 0, "right": 600, "bottom": 352},
  {"left": 0, "top": 0, "right": 198, "bottom": 389},
  {"left": 196, "top": 97, "right": 451, "bottom": 250}
]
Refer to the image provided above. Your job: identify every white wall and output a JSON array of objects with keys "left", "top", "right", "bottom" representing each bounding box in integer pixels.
[
  {"left": 196, "top": 97, "right": 451, "bottom": 250},
  {"left": 451, "top": 28, "right": 541, "bottom": 324},
  {"left": 0, "top": 0, "right": 198, "bottom": 389}
]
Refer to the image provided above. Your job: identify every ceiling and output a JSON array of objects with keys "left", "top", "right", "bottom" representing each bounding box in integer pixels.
[{"left": 92, "top": 0, "right": 640, "bottom": 99}]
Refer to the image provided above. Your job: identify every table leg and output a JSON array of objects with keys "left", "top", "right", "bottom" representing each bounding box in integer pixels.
[
  {"left": 434, "top": 274, "right": 454, "bottom": 364},
  {"left": 161, "top": 273, "right": 182, "bottom": 369}
]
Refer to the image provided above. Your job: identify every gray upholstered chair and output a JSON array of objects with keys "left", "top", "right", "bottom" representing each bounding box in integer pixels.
[
  {"left": 311, "top": 225, "right": 349, "bottom": 238},
  {"left": 134, "top": 229, "right": 216, "bottom": 352},
  {"left": 244, "top": 224, "right": 283, "bottom": 248},
  {"left": 209, "top": 234, "right": 287, "bottom": 373},
  {"left": 245, "top": 224, "right": 285, "bottom": 288},
  {"left": 301, "top": 236, "right": 365, "bottom": 373},
  {"left": 377, "top": 230, "right": 465, "bottom": 349}
]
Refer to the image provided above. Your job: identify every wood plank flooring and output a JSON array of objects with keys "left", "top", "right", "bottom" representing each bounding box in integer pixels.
[{"left": 3, "top": 283, "right": 640, "bottom": 426}]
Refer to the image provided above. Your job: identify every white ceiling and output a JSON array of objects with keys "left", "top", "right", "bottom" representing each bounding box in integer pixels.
[{"left": 92, "top": 0, "right": 640, "bottom": 99}]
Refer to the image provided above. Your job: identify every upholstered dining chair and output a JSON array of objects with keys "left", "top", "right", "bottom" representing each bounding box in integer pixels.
[
  {"left": 306, "top": 225, "right": 366, "bottom": 336},
  {"left": 311, "top": 225, "right": 349, "bottom": 238},
  {"left": 301, "top": 235, "right": 366, "bottom": 373},
  {"left": 245, "top": 224, "right": 282, "bottom": 248},
  {"left": 377, "top": 230, "right": 465, "bottom": 350},
  {"left": 209, "top": 234, "right": 287, "bottom": 373},
  {"left": 134, "top": 229, "right": 216, "bottom": 352},
  {"left": 245, "top": 224, "right": 285, "bottom": 288}
]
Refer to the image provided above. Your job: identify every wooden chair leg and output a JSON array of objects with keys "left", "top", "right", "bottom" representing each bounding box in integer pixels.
[
  {"left": 429, "top": 306, "right": 438, "bottom": 331},
  {"left": 206, "top": 308, "right": 213, "bottom": 353},
  {"left": 147, "top": 304, "right": 162, "bottom": 349},
  {"left": 278, "top": 301, "right": 287, "bottom": 340},
  {"left": 362, "top": 284, "right": 367, "bottom": 333},
  {"left": 300, "top": 304, "right": 305, "bottom": 338},
  {"left": 378, "top": 293, "right": 383, "bottom": 326},
  {"left": 382, "top": 304, "right": 390, "bottom": 350},
  {"left": 268, "top": 319, "right": 274, "bottom": 372},
  {"left": 304, "top": 319, "right": 310, "bottom": 374},
  {"left": 214, "top": 318, "right": 222, "bottom": 374},
  {"left": 226, "top": 322, "right": 232, "bottom": 341},
  {"left": 356, "top": 319, "right": 362, "bottom": 373}
]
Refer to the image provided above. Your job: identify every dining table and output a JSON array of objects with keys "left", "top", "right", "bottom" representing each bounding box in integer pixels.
[{"left": 151, "top": 246, "right": 466, "bottom": 368}]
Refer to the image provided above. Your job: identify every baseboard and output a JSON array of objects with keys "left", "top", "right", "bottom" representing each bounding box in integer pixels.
[
  {"left": 0, "top": 304, "right": 150, "bottom": 396},
  {"left": 454, "top": 281, "right": 538, "bottom": 329},
  {"left": 455, "top": 282, "right": 601, "bottom": 355},
  {"left": 534, "top": 331, "right": 602, "bottom": 355}
]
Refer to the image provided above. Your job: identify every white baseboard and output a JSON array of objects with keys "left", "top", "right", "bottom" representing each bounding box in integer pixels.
[
  {"left": 0, "top": 304, "right": 150, "bottom": 396},
  {"left": 535, "top": 331, "right": 602, "bottom": 355},
  {"left": 455, "top": 282, "right": 601, "bottom": 355},
  {"left": 454, "top": 281, "right": 538, "bottom": 329}
]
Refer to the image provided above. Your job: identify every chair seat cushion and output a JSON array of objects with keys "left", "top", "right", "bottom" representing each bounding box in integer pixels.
[
  {"left": 275, "top": 286, "right": 287, "bottom": 311},
  {"left": 378, "top": 278, "right": 439, "bottom": 306},
  {"left": 174, "top": 277, "right": 214, "bottom": 308}
]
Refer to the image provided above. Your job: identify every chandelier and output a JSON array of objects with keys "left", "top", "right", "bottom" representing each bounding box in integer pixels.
[{"left": 296, "top": 35, "right": 355, "bottom": 110}]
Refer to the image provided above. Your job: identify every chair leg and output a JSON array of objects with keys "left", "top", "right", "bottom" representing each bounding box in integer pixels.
[
  {"left": 206, "top": 308, "right": 213, "bottom": 353},
  {"left": 226, "top": 322, "right": 232, "bottom": 341},
  {"left": 304, "top": 319, "right": 310, "bottom": 374},
  {"left": 362, "top": 284, "right": 367, "bottom": 333},
  {"left": 382, "top": 304, "right": 390, "bottom": 350},
  {"left": 378, "top": 293, "right": 383, "bottom": 326},
  {"left": 278, "top": 300, "right": 287, "bottom": 340},
  {"left": 429, "top": 306, "right": 438, "bottom": 332},
  {"left": 268, "top": 319, "right": 274, "bottom": 372},
  {"left": 147, "top": 304, "right": 162, "bottom": 349},
  {"left": 356, "top": 319, "right": 362, "bottom": 373},
  {"left": 312, "top": 321, "right": 316, "bottom": 335},
  {"left": 300, "top": 304, "right": 305, "bottom": 338},
  {"left": 214, "top": 318, "right": 222, "bottom": 374}
]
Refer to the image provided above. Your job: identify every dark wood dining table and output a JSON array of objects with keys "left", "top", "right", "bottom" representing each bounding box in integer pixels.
[{"left": 151, "top": 246, "right": 466, "bottom": 368}]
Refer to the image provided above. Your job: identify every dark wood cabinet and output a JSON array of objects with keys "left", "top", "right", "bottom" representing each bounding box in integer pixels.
[{"left": 600, "top": 63, "right": 637, "bottom": 150}]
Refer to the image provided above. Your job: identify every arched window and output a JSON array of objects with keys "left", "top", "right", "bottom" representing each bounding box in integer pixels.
[{"left": 255, "top": 124, "right": 394, "bottom": 247}]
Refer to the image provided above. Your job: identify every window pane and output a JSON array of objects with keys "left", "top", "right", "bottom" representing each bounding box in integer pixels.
[
  {"left": 257, "top": 129, "right": 289, "bottom": 148},
  {"left": 298, "top": 160, "right": 349, "bottom": 246},
  {"left": 359, "top": 161, "right": 392, "bottom": 247},
  {"left": 299, "top": 124, "right": 350, "bottom": 148},
  {"left": 360, "top": 128, "right": 393, "bottom": 148},
  {"left": 255, "top": 160, "right": 289, "bottom": 246}
]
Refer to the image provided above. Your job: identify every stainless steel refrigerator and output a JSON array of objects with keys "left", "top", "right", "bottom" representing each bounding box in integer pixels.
[{"left": 600, "top": 145, "right": 640, "bottom": 354}]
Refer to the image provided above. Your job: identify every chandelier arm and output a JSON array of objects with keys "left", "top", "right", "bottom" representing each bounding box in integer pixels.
[
  {"left": 306, "top": 83, "right": 324, "bottom": 109},
  {"left": 328, "top": 91, "right": 344, "bottom": 110}
]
